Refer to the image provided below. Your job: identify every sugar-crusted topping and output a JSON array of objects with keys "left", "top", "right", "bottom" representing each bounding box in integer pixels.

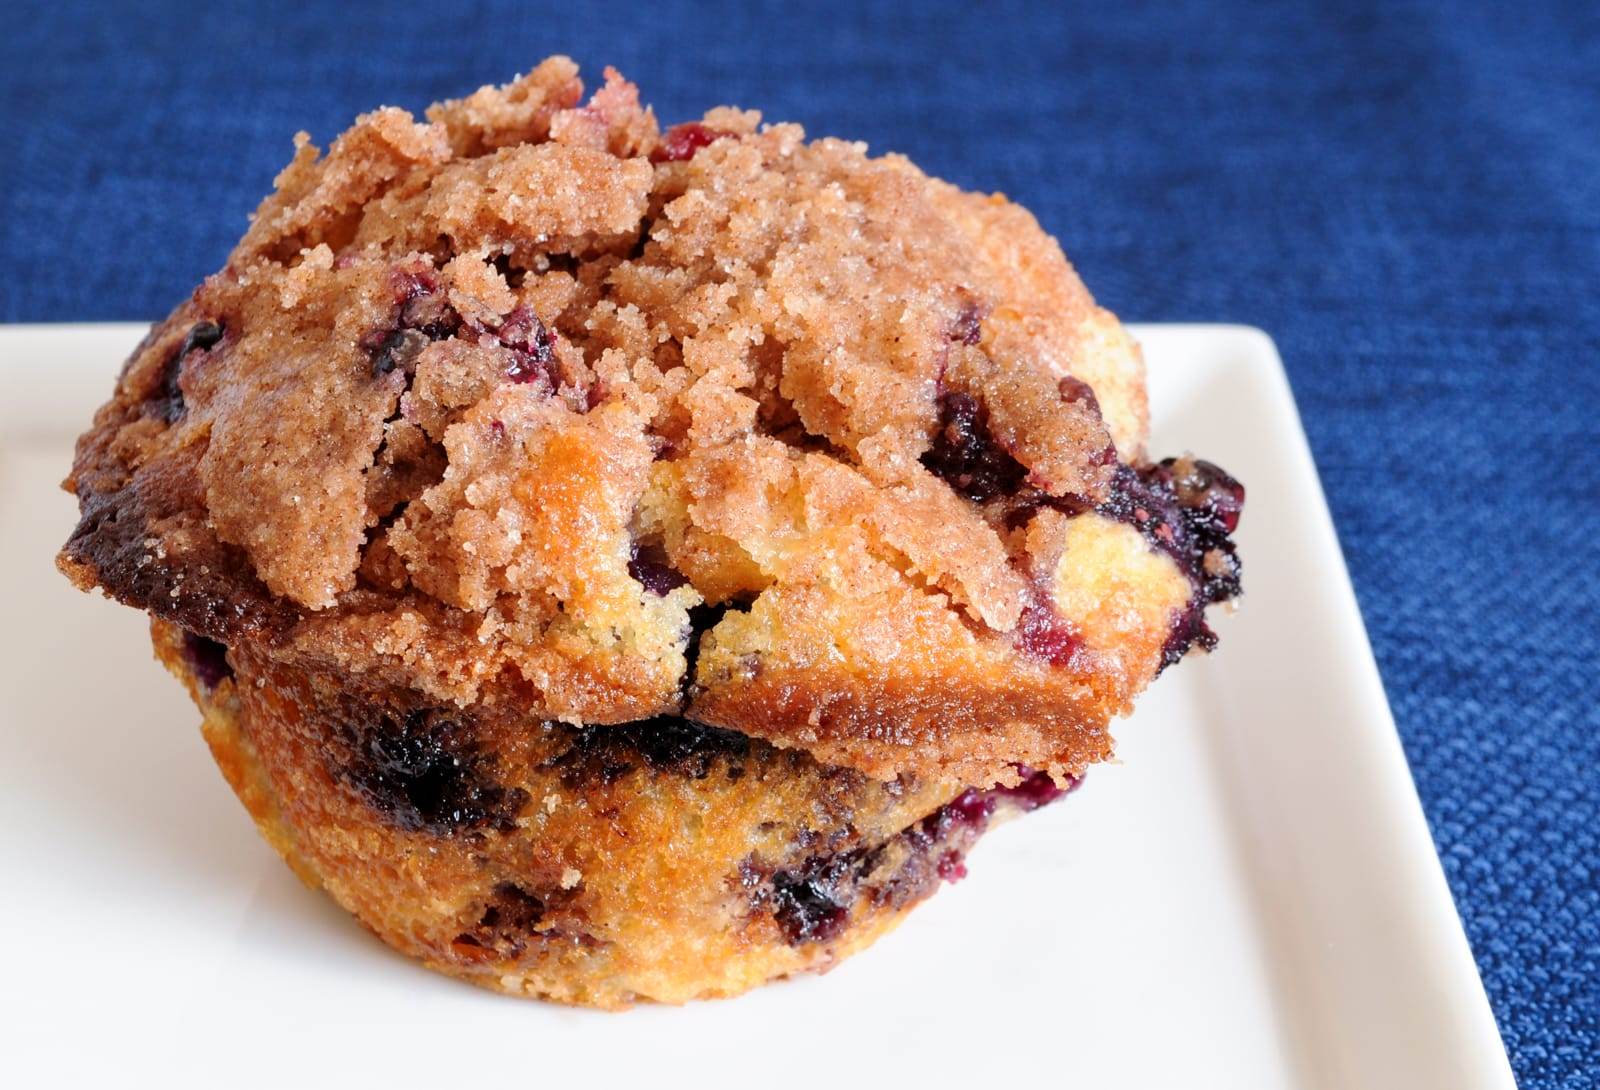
[{"left": 60, "top": 58, "right": 1239, "bottom": 785}]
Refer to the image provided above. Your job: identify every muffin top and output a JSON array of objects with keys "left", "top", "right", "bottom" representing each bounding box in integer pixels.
[{"left": 59, "top": 57, "right": 1240, "bottom": 785}]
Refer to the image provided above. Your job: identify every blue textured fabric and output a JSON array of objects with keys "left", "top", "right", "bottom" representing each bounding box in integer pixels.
[{"left": 4, "top": 1, "right": 1595, "bottom": 1081}]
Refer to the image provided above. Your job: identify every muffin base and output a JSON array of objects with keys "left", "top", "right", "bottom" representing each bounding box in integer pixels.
[{"left": 152, "top": 620, "right": 1073, "bottom": 1008}]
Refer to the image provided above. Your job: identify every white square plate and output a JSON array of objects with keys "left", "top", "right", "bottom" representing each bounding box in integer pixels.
[{"left": 0, "top": 324, "right": 1513, "bottom": 1089}]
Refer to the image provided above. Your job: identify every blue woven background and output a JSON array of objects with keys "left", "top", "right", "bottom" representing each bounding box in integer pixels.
[{"left": 5, "top": 1, "right": 1595, "bottom": 1080}]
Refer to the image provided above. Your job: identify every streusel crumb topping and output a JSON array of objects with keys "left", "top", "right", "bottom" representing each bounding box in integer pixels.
[{"left": 60, "top": 57, "right": 1240, "bottom": 784}]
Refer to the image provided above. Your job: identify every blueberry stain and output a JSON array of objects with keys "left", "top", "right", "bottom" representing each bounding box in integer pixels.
[
  {"left": 650, "top": 123, "right": 734, "bottom": 163},
  {"left": 152, "top": 319, "right": 225, "bottom": 423},
  {"left": 921, "top": 391, "right": 1028, "bottom": 502},
  {"left": 339, "top": 710, "right": 527, "bottom": 835},
  {"left": 180, "top": 630, "right": 233, "bottom": 689}
]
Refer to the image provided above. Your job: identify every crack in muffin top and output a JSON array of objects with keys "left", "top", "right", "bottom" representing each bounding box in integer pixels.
[{"left": 59, "top": 57, "right": 1241, "bottom": 785}]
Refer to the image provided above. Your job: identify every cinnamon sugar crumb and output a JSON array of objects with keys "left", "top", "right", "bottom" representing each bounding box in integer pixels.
[{"left": 56, "top": 57, "right": 1229, "bottom": 787}]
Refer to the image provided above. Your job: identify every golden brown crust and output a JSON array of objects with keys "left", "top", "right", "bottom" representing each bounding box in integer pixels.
[
  {"left": 152, "top": 618, "right": 1055, "bottom": 1007},
  {"left": 689, "top": 670, "right": 1114, "bottom": 787}
]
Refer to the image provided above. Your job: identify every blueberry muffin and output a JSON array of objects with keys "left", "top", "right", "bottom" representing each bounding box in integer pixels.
[{"left": 58, "top": 57, "right": 1244, "bottom": 1007}]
